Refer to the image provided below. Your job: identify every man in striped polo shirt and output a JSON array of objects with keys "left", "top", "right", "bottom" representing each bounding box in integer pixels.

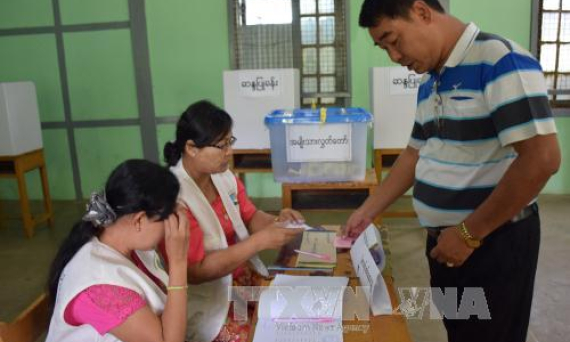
[{"left": 346, "top": 0, "right": 561, "bottom": 341}]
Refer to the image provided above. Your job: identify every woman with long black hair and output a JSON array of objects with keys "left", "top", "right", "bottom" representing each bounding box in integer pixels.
[
  {"left": 163, "top": 100, "right": 304, "bottom": 342},
  {"left": 45, "top": 159, "right": 189, "bottom": 342}
]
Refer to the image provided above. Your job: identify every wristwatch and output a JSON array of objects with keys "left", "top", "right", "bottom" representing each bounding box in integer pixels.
[{"left": 456, "top": 222, "right": 482, "bottom": 249}]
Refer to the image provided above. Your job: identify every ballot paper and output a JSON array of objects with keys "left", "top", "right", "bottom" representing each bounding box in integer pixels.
[
  {"left": 283, "top": 221, "right": 315, "bottom": 230},
  {"left": 295, "top": 231, "right": 337, "bottom": 268},
  {"left": 265, "top": 227, "right": 335, "bottom": 274},
  {"left": 334, "top": 236, "right": 355, "bottom": 249},
  {"left": 252, "top": 274, "right": 348, "bottom": 342},
  {"left": 349, "top": 224, "right": 393, "bottom": 315}
]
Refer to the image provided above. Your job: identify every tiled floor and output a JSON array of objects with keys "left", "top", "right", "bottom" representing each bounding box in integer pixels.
[{"left": 0, "top": 195, "right": 568, "bottom": 342}]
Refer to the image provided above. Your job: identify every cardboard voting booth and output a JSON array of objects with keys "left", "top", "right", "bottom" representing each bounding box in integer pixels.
[
  {"left": 371, "top": 67, "right": 422, "bottom": 149},
  {"left": 0, "top": 82, "right": 43, "bottom": 156},
  {"left": 223, "top": 69, "right": 300, "bottom": 149}
]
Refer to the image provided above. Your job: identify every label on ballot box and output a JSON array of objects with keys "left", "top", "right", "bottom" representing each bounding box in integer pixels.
[{"left": 286, "top": 123, "right": 352, "bottom": 162}]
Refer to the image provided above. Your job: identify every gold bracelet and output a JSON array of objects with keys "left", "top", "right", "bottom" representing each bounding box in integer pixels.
[
  {"left": 456, "top": 221, "right": 483, "bottom": 248},
  {"left": 457, "top": 222, "right": 474, "bottom": 240},
  {"left": 166, "top": 285, "right": 188, "bottom": 291}
]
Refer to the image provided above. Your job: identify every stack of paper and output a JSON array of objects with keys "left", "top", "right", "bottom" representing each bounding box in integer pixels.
[
  {"left": 253, "top": 274, "right": 348, "bottom": 342},
  {"left": 295, "top": 231, "right": 337, "bottom": 268}
]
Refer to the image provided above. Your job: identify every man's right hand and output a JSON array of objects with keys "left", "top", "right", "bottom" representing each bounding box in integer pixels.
[{"left": 344, "top": 209, "right": 372, "bottom": 238}]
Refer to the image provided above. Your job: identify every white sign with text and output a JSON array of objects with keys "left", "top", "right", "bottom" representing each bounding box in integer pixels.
[
  {"left": 285, "top": 124, "right": 352, "bottom": 163},
  {"left": 224, "top": 69, "right": 299, "bottom": 149},
  {"left": 238, "top": 70, "right": 283, "bottom": 98},
  {"left": 389, "top": 67, "right": 422, "bottom": 95},
  {"left": 371, "top": 67, "right": 422, "bottom": 148}
]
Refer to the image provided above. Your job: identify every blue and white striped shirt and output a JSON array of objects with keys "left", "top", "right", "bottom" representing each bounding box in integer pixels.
[{"left": 409, "top": 23, "right": 557, "bottom": 227}]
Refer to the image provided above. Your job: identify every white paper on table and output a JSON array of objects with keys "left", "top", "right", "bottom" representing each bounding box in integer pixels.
[
  {"left": 349, "top": 224, "right": 393, "bottom": 316},
  {"left": 252, "top": 275, "right": 348, "bottom": 342},
  {"left": 283, "top": 221, "right": 314, "bottom": 230}
]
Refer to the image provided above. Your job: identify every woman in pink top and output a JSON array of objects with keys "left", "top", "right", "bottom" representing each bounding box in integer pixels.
[
  {"left": 163, "top": 100, "right": 305, "bottom": 342},
  {"left": 46, "top": 160, "right": 189, "bottom": 342}
]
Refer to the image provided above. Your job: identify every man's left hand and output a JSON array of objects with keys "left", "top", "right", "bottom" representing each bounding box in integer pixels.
[{"left": 429, "top": 226, "right": 474, "bottom": 267}]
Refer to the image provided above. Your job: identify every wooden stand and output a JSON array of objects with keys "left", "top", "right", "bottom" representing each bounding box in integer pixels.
[
  {"left": 230, "top": 149, "right": 273, "bottom": 184},
  {"left": 0, "top": 149, "right": 54, "bottom": 238},
  {"left": 282, "top": 169, "right": 378, "bottom": 211},
  {"left": 0, "top": 294, "right": 48, "bottom": 342},
  {"left": 230, "top": 148, "right": 415, "bottom": 220},
  {"left": 374, "top": 149, "right": 416, "bottom": 219}
]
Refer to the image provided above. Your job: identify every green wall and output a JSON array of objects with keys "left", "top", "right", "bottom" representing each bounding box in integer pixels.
[
  {"left": 544, "top": 118, "right": 570, "bottom": 194},
  {"left": 0, "top": 0, "right": 568, "bottom": 200},
  {"left": 145, "top": 0, "right": 229, "bottom": 117},
  {"left": 0, "top": 6, "right": 67, "bottom": 199},
  {"left": 0, "top": 0, "right": 141, "bottom": 200},
  {"left": 59, "top": 0, "right": 129, "bottom": 25},
  {"left": 0, "top": 0, "right": 53, "bottom": 29}
]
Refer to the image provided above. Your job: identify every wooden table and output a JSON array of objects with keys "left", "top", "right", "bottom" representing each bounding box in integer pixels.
[
  {"left": 230, "top": 149, "right": 273, "bottom": 186},
  {"left": 230, "top": 149, "right": 415, "bottom": 222},
  {"left": 249, "top": 227, "right": 413, "bottom": 342},
  {"left": 335, "top": 253, "right": 411, "bottom": 342},
  {"left": 281, "top": 169, "right": 378, "bottom": 211},
  {"left": 0, "top": 149, "right": 53, "bottom": 237},
  {"left": 0, "top": 294, "right": 48, "bottom": 342}
]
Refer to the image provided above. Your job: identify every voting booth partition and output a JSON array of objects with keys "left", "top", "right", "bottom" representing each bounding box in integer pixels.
[
  {"left": 223, "top": 69, "right": 300, "bottom": 150},
  {"left": 370, "top": 67, "right": 420, "bottom": 219},
  {"left": 0, "top": 82, "right": 43, "bottom": 156}
]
